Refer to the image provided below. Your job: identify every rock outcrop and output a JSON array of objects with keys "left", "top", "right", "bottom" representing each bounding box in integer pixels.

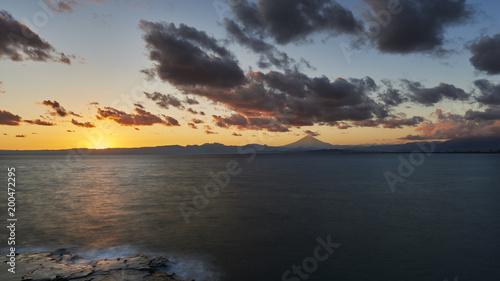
[{"left": 11, "top": 249, "right": 192, "bottom": 281}]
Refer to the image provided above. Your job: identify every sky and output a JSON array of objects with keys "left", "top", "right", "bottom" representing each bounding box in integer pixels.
[{"left": 1, "top": 0, "right": 500, "bottom": 150}]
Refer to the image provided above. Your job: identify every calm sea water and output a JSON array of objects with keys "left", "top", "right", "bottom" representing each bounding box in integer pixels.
[{"left": 1, "top": 154, "right": 499, "bottom": 281}]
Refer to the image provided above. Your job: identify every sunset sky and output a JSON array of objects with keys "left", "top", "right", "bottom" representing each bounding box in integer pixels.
[{"left": 1, "top": 0, "right": 500, "bottom": 150}]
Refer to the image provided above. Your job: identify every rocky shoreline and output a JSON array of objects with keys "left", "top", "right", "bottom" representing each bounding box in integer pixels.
[{"left": 7, "top": 249, "right": 193, "bottom": 281}]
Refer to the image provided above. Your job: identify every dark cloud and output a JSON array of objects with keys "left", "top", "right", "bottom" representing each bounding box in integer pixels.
[
  {"left": 40, "top": 100, "right": 81, "bottom": 117},
  {"left": 188, "top": 123, "right": 197, "bottom": 129},
  {"left": 474, "top": 79, "right": 500, "bottom": 105},
  {"left": 96, "top": 106, "right": 180, "bottom": 127},
  {"left": 232, "top": 132, "right": 242, "bottom": 136},
  {"left": 139, "top": 20, "right": 246, "bottom": 88},
  {"left": 223, "top": 18, "right": 302, "bottom": 70},
  {"left": 163, "top": 115, "right": 180, "bottom": 126},
  {"left": 228, "top": 0, "right": 363, "bottom": 45},
  {"left": 71, "top": 119, "right": 96, "bottom": 128},
  {"left": 213, "top": 114, "right": 290, "bottom": 132},
  {"left": 398, "top": 134, "right": 427, "bottom": 140},
  {"left": 24, "top": 119, "right": 56, "bottom": 126},
  {"left": 192, "top": 118, "right": 204, "bottom": 124},
  {"left": 378, "top": 80, "right": 407, "bottom": 106},
  {"left": 144, "top": 92, "right": 183, "bottom": 109},
  {"left": 362, "top": 0, "right": 474, "bottom": 54},
  {"left": 184, "top": 96, "right": 199, "bottom": 105},
  {"left": 0, "top": 10, "right": 71, "bottom": 64},
  {"left": 469, "top": 34, "right": 500, "bottom": 75},
  {"left": 133, "top": 103, "right": 144, "bottom": 109},
  {"left": 402, "top": 80, "right": 469, "bottom": 106},
  {"left": 205, "top": 130, "right": 218, "bottom": 134},
  {"left": 335, "top": 122, "right": 351, "bottom": 130},
  {"left": 381, "top": 116, "right": 424, "bottom": 129},
  {"left": 67, "top": 130, "right": 75, "bottom": 132},
  {"left": 353, "top": 116, "right": 424, "bottom": 129},
  {"left": 187, "top": 108, "right": 205, "bottom": 115},
  {"left": 413, "top": 109, "right": 500, "bottom": 139},
  {"left": 15, "top": 134, "right": 26, "bottom": 138},
  {"left": 185, "top": 71, "right": 388, "bottom": 131},
  {"left": 304, "top": 130, "right": 319, "bottom": 136},
  {"left": 0, "top": 110, "right": 22, "bottom": 126},
  {"left": 465, "top": 108, "right": 500, "bottom": 121}
]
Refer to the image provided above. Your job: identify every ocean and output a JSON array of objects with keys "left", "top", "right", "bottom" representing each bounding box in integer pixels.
[{"left": 1, "top": 153, "right": 499, "bottom": 281}]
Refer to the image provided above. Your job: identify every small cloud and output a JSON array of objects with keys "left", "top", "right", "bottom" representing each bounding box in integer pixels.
[
  {"left": 39, "top": 100, "right": 81, "bottom": 117},
  {"left": 15, "top": 134, "right": 26, "bottom": 138},
  {"left": 144, "top": 91, "right": 183, "bottom": 109},
  {"left": 96, "top": 106, "right": 180, "bottom": 127},
  {"left": 187, "top": 108, "right": 206, "bottom": 115},
  {"left": 184, "top": 97, "right": 199, "bottom": 105},
  {"left": 71, "top": 119, "right": 96, "bottom": 128},
  {"left": 188, "top": 123, "right": 197, "bottom": 129},
  {"left": 24, "top": 119, "right": 56, "bottom": 126},
  {"left": 66, "top": 130, "right": 75, "bottom": 132},
  {"left": 92, "top": 12, "right": 115, "bottom": 25},
  {"left": 0, "top": 110, "right": 22, "bottom": 126},
  {"left": 43, "top": 0, "right": 78, "bottom": 13},
  {"left": 232, "top": 132, "right": 242, "bottom": 136},
  {"left": 304, "top": 130, "right": 319, "bottom": 137},
  {"left": 398, "top": 134, "right": 427, "bottom": 141},
  {"left": 205, "top": 130, "right": 218, "bottom": 135}
]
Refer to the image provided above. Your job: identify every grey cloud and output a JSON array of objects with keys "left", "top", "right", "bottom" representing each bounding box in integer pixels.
[
  {"left": 362, "top": 0, "right": 474, "bottom": 54},
  {"left": 402, "top": 80, "right": 469, "bottom": 106},
  {"left": 469, "top": 34, "right": 500, "bottom": 75},
  {"left": 144, "top": 92, "right": 183, "bottom": 109},
  {"left": 139, "top": 20, "right": 246, "bottom": 88},
  {"left": 465, "top": 108, "right": 500, "bottom": 121},
  {"left": 0, "top": 10, "right": 71, "bottom": 64},
  {"left": 224, "top": 18, "right": 308, "bottom": 70},
  {"left": 229, "top": 0, "right": 363, "bottom": 45},
  {"left": 474, "top": 79, "right": 500, "bottom": 105}
]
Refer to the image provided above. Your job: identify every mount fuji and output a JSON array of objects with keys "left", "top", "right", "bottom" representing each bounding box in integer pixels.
[{"left": 283, "top": 136, "right": 336, "bottom": 149}]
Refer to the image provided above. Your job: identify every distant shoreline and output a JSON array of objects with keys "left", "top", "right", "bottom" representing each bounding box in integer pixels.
[{"left": 1, "top": 135, "right": 500, "bottom": 155}]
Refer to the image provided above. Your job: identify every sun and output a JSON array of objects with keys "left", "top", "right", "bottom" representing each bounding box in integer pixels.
[{"left": 92, "top": 142, "right": 110, "bottom": 149}]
